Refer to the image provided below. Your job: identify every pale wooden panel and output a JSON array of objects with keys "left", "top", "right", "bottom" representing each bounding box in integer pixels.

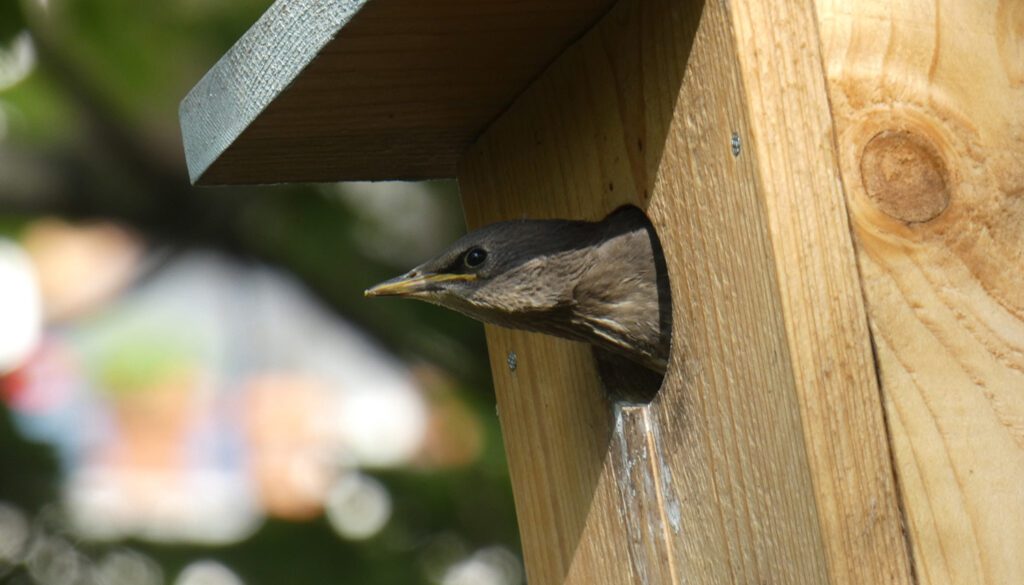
[
  {"left": 815, "top": 1, "right": 1024, "bottom": 584},
  {"left": 459, "top": 0, "right": 912, "bottom": 582},
  {"left": 726, "top": 1, "right": 917, "bottom": 583},
  {"left": 179, "top": 0, "right": 614, "bottom": 185}
]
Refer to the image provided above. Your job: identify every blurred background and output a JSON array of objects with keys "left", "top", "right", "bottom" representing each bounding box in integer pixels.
[{"left": 0, "top": 1, "right": 521, "bottom": 584}]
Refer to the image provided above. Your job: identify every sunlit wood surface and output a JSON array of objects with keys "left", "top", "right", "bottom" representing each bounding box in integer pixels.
[
  {"left": 816, "top": 1, "right": 1024, "bottom": 583},
  {"left": 459, "top": 0, "right": 911, "bottom": 582}
]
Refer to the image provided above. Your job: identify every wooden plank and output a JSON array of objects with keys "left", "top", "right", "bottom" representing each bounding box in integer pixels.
[
  {"left": 610, "top": 405, "right": 678, "bottom": 585},
  {"left": 459, "top": 0, "right": 913, "bottom": 582},
  {"left": 725, "top": 1, "right": 917, "bottom": 583},
  {"left": 815, "top": 1, "right": 1024, "bottom": 583},
  {"left": 179, "top": 0, "right": 615, "bottom": 185}
]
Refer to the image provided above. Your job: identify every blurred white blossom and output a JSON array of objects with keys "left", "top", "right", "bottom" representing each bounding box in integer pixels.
[
  {"left": 175, "top": 560, "right": 244, "bottom": 585},
  {"left": 335, "top": 181, "right": 461, "bottom": 265},
  {"left": 325, "top": 472, "right": 392, "bottom": 541},
  {"left": 0, "top": 239, "right": 42, "bottom": 373},
  {"left": 0, "top": 32, "right": 36, "bottom": 91},
  {"left": 441, "top": 546, "right": 523, "bottom": 585}
]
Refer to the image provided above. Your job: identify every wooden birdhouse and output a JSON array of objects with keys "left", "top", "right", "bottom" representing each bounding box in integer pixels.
[{"left": 180, "top": 0, "right": 1024, "bottom": 583}]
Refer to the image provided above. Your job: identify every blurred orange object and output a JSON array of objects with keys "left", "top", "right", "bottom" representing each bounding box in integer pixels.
[
  {"left": 242, "top": 373, "right": 335, "bottom": 520},
  {"left": 21, "top": 219, "right": 142, "bottom": 321},
  {"left": 412, "top": 365, "right": 484, "bottom": 470}
]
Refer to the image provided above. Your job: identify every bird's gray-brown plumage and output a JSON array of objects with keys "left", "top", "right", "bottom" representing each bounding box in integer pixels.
[{"left": 365, "top": 206, "right": 672, "bottom": 373}]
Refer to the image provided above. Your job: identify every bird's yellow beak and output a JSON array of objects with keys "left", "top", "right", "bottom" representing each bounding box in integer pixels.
[{"left": 364, "top": 272, "right": 477, "bottom": 298}]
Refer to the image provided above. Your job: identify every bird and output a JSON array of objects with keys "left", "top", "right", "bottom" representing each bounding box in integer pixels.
[{"left": 364, "top": 206, "right": 672, "bottom": 374}]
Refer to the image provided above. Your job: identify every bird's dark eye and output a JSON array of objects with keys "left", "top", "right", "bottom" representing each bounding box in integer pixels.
[{"left": 464, "top": 247, "right": 487, "bottom": 268}]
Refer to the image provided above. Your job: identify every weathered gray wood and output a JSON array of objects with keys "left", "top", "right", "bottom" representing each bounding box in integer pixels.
[
  {"left": 179, "top": 0, "right": 364, "bottom": 185},
  {"left": 179, "top": 0, "right": 615, "bottom": 185}
]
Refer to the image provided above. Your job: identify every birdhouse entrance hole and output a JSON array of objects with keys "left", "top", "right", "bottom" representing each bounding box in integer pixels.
[{"left": 592, "top": 206, "right": 671, "bottom": 405}]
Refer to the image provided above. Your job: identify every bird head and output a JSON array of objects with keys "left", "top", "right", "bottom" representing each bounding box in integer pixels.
[
  {"left": 365, "top": 207, "right": 671, "bottom": 374},
  {"left": 364, "top": 218, "right": 597, "bottom": 327}
]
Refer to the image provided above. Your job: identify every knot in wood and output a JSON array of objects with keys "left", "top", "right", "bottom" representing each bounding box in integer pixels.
[{"left": 860, "top": 130, "right": 950, "bottom": 223}]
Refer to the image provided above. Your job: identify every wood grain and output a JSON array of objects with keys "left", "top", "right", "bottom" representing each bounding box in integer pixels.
[
  {"left": 179, "top": 0, "right": 615, "bottom": 184},
  {"left": 459, "top": 0, "right": 912, "bottom": 582},
  {"left": 815, "top": 1, "right": 1024, "bottom": 583},
  {"left": 726, "top": 0, "right": 917, "bottom": 583}
]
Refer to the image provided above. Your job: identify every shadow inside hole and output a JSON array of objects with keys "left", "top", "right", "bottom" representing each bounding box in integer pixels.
[
  {"left": 593, "top": 205, "right": 673, "bottom": 404},
  {"left": 593, "top": 349, "right": 665, "bottom": 403}
]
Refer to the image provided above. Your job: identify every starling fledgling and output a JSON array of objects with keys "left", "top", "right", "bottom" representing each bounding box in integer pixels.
[{"left": 365, "top": 206, "right": 672, "bottom": 373}]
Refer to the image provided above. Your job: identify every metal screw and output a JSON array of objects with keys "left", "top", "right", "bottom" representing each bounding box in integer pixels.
[
  {"left": 731, "top": 132, "right": 741, "bottom": 157},
  {"left": 507, "top": 351, "right": 518, "bottom": 372}
]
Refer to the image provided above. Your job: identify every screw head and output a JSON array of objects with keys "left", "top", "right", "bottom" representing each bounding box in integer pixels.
[
  {"left": 507, "top": 351, "right": 517, "bottom": 371},
  {"left": 730, "top": 132, "right": 741, "bottom": 157}
]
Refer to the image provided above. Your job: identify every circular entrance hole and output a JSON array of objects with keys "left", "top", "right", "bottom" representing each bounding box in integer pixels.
[{"left": 591, "top": 205, "right": 671, "bottom": 404}]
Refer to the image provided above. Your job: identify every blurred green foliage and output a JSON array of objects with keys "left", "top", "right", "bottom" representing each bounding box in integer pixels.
[
  {"left": 0, "top": 407, "right": 57, "bottom": 512},
  {"left": 0, "top": 0, "right": 26, "bottom": 42}
]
